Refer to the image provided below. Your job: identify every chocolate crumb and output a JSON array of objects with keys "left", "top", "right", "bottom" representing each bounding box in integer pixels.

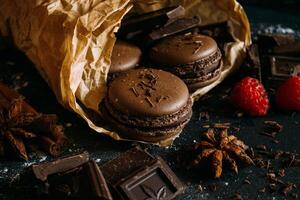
[
  {"left": 281, "top": 182, "right": 294, "bottom": 196},
  {"left": 278, "top": 169, "right": 285, "bottom": 177},
  {"left": 259, "top": 187, "right": 266, "bottom": 193},
  {"left": 243, "top": 178, "right": 251, "bottom": 185},
  {"left": 233, "top": 193, "right": 243, "bottom": 200},
  {"left": 197, "top": 185, "right": 203, "bottom": 192},
  {"left": 209, "top": 184, "right": 217, "bottom": 192},
  {"left": 235, "top": 111, "right": 244, "bottom": 118},
  {"left": 292, "top": 193, "right": 298, "bottom": 199},
  {"left": 199, "top": 112, "right": 210, "bottom": 122},
  {"left": 256, "top": 145, "right": 267, "bottom": 151},
  {"left": 268, "top": 183, "right": 277, "bottom": 192}
]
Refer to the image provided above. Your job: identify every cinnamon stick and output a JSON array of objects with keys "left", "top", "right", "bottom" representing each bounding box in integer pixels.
[
  {"left": 0, "top": 83, "right": 38, "bottom": 115},
  {"left": 4, "top": 131, "right": 28, "bottom": 160},
  {"left": 38, "top": 136, "right": 61, "bottom": 157},
  {"left": 0, "top": 83, "right": 68, "bottom": 158}
]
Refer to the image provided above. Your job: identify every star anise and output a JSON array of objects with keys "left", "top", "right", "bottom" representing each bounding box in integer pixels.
[
  {"left": 190, "top": 128, "right": 253, "bottom": 178},
  {"left": 0, "top": 96, "right": 67, "bottom": 160}
]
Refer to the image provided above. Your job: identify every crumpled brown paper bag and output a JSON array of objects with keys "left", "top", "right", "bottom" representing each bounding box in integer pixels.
[{"left": 0, "top": 0, "right": 251, "bottom": 146}]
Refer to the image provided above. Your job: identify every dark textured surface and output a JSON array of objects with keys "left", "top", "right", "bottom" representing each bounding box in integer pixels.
[{"left": 0, "top": 4, "right": 300, "bottom": 200}]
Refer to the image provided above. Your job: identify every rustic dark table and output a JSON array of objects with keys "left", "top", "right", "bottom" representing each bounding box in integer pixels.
[{"left": 0, "top": 4, "right": 300, "bottom": 200}]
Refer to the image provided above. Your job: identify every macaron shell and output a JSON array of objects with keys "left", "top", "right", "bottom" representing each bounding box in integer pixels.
[
  {"left": 149, "top": 34, "right": 219, "bottom": 66},
  {"left": 109, "top": 40, "right": 142, "bottom": 73},
  {"left": 107, "top": 69, "right": 190, "bottom": 117}
]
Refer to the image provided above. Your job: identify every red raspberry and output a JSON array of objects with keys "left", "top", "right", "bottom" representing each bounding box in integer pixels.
[
  {"left": 275, "top": 76, "right": 300, "bottom": 111},
  {"left": 230, "top": 77, "right": 269, "bottom": 116}
]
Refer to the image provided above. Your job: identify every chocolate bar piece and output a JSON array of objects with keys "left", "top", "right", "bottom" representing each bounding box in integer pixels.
[
  {"left": 82, "top": 160, "right": 113, "bottom": 200},
  {"left": 31, "top": 151, "right": 90, "bottom": 182},
  {"left": 269, "top": 56, "right": 300, "bottom": 78},
  {"left": 118, "top": 6, "right": 185, "bottom": 40},
  {"left": 258, "top": 33, "right": 295, "bottom": 51},
  {"left": 244, "top": 44, "right": 262, "bottom": 81},
  {"left": 148, "top": 17, "right": 201, "bottom": 41},
  {"left": 101, "top": 147, "right": 185, "bottom": 200}
]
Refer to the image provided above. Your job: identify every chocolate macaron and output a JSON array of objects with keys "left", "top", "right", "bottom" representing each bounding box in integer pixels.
[
  {"left": 109, "top": 40, "right": 142, "bottom": 74},
  {"left": 149, "top": 33, "right": 222, "bottom": 91},
  {"left": 101, "top": 68, "right": 192, "bottom": 144}
]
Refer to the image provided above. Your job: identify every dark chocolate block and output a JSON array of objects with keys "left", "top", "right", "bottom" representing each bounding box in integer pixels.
[
  {"left": 118, "top": 6, "right": 185, "bottom": 40},
  {"left": 101, "top": 147, "right": 185, "bottom": 200},
  {"left": 269, "top": 56, "right": 300, "bottom": 78}
]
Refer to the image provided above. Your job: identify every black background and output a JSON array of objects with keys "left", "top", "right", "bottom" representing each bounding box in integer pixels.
[{"left": 0, "top": 2, "right": 300, "bottom": 200}]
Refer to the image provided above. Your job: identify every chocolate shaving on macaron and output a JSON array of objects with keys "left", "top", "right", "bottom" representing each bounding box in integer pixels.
[
  {"left": 101, "top": 68, "right": 193, "bottom": 145},
  {"left": 149, "top": 33, "right": 223, "bottom": 92}
]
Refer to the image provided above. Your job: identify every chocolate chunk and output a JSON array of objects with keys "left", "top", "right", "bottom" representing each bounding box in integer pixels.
[
  {"left": 243, "top": 44, "right": 262, "bottom": 81},
  {"left": 269, "top": 56, "right": 300, "bottom": 78},
  {"left": 31, "top": 151, "right": 90, "bottom": 182},
  {"left": 148, "top": 17, "right": 201, "bottom": 41},
  {"left": 101, "top": 147, "right": 185, "bottom": 200},
  {"left": 81, "top": 160, "right": 113, "bottom": 200},
  {"left": 119, "top": 6, "right": 185, "bottom": 40}
]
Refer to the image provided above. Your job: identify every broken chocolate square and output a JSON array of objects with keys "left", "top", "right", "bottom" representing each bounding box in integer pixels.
[
  {"left": 148, "top": 17, "right": 201, "bottom": 41},
  {"left": 118, "top": 6, "right": 185, "bottom": 40},
  {"left": 101, "top": 147, "right": 185, "bottom": 200}
]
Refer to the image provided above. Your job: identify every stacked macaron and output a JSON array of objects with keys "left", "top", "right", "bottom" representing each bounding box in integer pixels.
[
  {"left": 148, "top": 33, "right": 223, "bottom": 91},
  {"left": 101, "top": 68, "right": 193, "bottom": 144}
]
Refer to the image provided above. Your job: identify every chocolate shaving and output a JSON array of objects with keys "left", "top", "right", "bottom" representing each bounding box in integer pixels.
[
  {"left": 130, "top": 87, "right": 139, "bottom": 97},
  {"left": 145, "top": 97, "right": 154, "bottom": 107},
  {"left": 213, "top": 123, "right": 231, "bottom": 129},
  {"left": 264, "top": 121, "right": 283, "bottom": 132},
  {"left": 233, "top": 193, "right": 243, "bottom": 200},
  {"left": 281, "top": 182, "right": 294, "bottom": 196}
]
